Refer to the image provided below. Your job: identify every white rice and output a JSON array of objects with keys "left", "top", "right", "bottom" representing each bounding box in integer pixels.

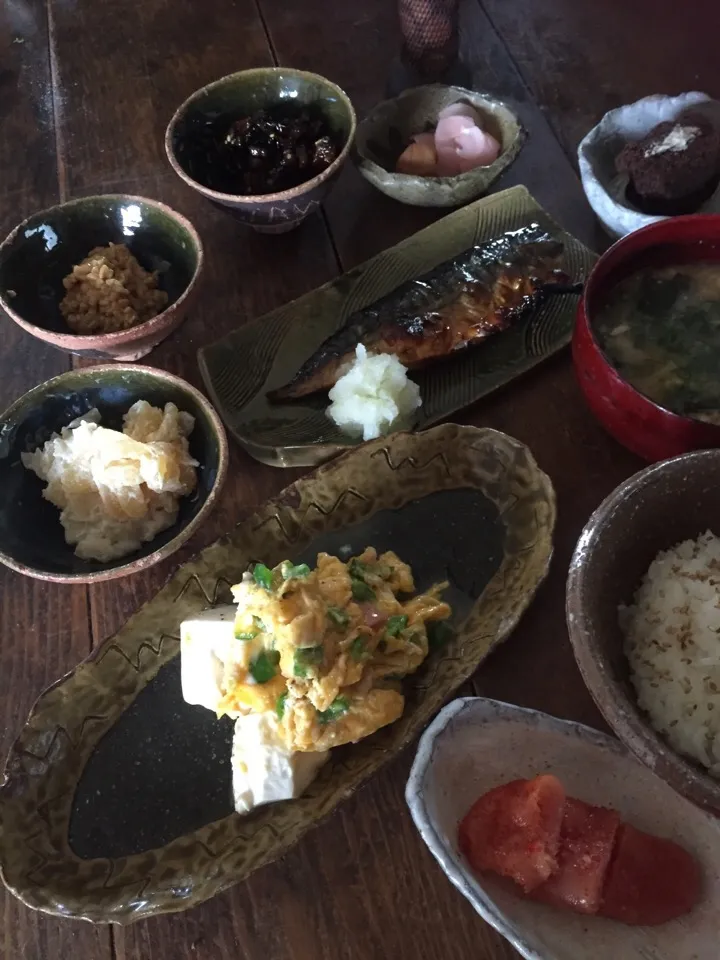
[{"left": 621, "top": 530, "right": 720, "bottom": 776}]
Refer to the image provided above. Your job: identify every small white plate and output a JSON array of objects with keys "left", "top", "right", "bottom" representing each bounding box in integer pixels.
[{"left": 406, "top": 698, "right": 720, "bottom": 960}]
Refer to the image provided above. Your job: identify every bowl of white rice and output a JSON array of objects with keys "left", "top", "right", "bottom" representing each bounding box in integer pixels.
[{"left": 567, "top": 449, "right": 720, "bottom": 815}]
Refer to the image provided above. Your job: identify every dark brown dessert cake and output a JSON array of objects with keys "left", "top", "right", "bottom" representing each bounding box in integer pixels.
[{"left": 616, "top": 110, "right": 720, "bottom": 215}]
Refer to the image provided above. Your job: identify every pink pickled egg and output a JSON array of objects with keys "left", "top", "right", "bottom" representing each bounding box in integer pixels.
[
  {"left": 437, "top": 101, "right": 483, "bottom": 126},
  {"left": 434, "top": 116, "right": 502, "bottom": 175}
]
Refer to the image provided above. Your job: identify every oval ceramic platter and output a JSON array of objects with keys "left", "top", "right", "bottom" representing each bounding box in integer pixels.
[
  {"left": 0, "top": 424, "right": 554, "bottom": 924},
  {"left": 406, "top": 697, "right": 720, "bottom": 960},
  {"left": 198, "top": 185, "right": 597, "bottom": 467}
]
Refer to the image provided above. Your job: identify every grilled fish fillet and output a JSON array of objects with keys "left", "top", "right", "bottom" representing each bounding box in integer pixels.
[{"left": 267, "top": 228, "right": 570, "bottom": 402}]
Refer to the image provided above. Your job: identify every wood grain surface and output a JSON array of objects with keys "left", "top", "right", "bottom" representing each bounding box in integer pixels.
[{"left": 0, "top": 0, "right": 703, "bottom": 956}]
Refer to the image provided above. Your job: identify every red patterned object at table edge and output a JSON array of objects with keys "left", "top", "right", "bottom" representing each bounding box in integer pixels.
[
  {"left": 398, "top": 0, "right": 460, "bottom": 80},
  {"left": 573, "top": 213, "right": 720, "bottom": 463}
]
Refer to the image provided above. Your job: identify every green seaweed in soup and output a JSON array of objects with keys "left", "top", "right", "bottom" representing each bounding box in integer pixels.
[{"left": 594, "top": 261, "right": 720, "bottom": 419}]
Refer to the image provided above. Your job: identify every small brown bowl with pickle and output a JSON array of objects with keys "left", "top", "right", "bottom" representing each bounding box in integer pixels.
[
  {"left": 0, "top": 195, "right": 203, "bottom": 362},
  {"left": 165, "top": 67, "right": 356, "bottom": 234}
]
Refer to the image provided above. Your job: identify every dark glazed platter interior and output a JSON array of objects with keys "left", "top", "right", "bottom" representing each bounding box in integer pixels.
[
  {"left": 0, "top": 424, "right": 555, "bottom": 923},
  {"left": 69, "top": 489, "right": 503, "bottom": 861},
  {"left": 0, "top": 196, "right": 198, "bottom": 334},
  {"left": 198, "top": 185, "right": 597, "bottom": 467},
  {"left": 0, "top": 368, "right": 221, "bottom": 577}
]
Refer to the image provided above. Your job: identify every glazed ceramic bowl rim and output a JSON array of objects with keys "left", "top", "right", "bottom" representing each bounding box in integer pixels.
[
  {"left": 164, "top": 66, "right": 357, "bottom": 204},
  {"left": 0, "top": 194, "right": 204, "bottom": 348},
  {"left": 354, "top": 84, "right": 523, "bottom": 185},
  {"left": 566, "top": 448, "right": 720, "bottom": 811},
  {"left": 580, "top": 212, "right": 720, "bottom": 431},
  {"left": 0, "top": 364, "right": 229, "bottom": 584}
]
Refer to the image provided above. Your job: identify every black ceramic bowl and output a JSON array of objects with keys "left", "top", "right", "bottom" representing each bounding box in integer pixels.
[
  {"left": 0, "top": 366, "right": 228, "bottom": 583},
  {"left": 0, "top": 195, "right": 203, "bottom": 361},
  {"left": 165, "top": 67, "right": 356, "bottom": 233}
]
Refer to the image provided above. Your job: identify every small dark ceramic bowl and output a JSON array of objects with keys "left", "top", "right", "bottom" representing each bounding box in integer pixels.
[
  {"left": 567, "top": 449, "right": 720, "bottom": 814},
  {"left": 354, "top": 85, "right": 525, "bottom": 207},
  {"left": 165, "top": 67, "right": 356, "bottom": 234},
  {"left": 0, "top": 365, "right": 228, "bottom": 583},
  {"left": 0, "top": 195, "right": 203, "bottom": 362},
  {"left": 573, "top": 213, "right": 720, "bottom": 462}
]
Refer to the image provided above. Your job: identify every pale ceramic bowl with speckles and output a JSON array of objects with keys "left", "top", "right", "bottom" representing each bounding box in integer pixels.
[
  {"left": 354, "top": 85, "right": 525, "bottom": 207},
  {"left": 406, "top": 697, "right": 720, "bottom": 960}
]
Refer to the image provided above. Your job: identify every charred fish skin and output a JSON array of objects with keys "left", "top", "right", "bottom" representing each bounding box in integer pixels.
[{"left": 267, "top": 226, "right": 569, "bottom": 402}]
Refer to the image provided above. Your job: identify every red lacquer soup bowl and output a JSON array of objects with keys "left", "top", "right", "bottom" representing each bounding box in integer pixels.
[{"left": 573, "top": 214, "right": 720, "bottom": 462}]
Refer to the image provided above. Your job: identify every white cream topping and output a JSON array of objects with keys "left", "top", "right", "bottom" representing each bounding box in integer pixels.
[{"left": 644, "top": 125, "right": 701, "bottom": 157}]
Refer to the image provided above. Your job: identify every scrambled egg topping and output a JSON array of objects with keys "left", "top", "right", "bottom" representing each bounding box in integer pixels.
[{"left": 219, "top": 548, "right": 451, "bottom": 752}]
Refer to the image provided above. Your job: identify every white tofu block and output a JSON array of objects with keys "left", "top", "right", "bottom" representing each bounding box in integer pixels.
[
  {"left": 232, "top": 712, "right": 328, "bottom": 814},
  {"left": 180, "top": 605, "right": 238, "bottom": 712}
]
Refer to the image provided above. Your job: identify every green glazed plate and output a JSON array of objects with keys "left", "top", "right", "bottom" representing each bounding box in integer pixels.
[
  {"left": 0, "top": 424, "right": 555, "bottom": 923},
  {"left": 198, "top": 185, "right": 597, "bottom": 467}
]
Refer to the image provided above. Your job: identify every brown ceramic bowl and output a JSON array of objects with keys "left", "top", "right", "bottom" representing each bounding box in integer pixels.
[
  {"left": 0, "top": 364, "right": 228, "bottom": 583},
  {"left": 354, "top": 85, "right": 525, "bottom": 207},
  {"left": 165, "top": 67, "right": 356, "bottom": 234},
  {"left": 0, "top": 195, "right": 203, "bottom": 362},
  {"left": 567, "top": 450, "right": 720, "bottom": 814}
]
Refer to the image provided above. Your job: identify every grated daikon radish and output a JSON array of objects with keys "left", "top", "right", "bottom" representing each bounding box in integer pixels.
[{"left": 326, "top": 345, "right": 422, "bottom": 441}]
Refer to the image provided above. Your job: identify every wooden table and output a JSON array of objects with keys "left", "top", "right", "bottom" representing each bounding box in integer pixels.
[{"left": 0, "top": 0, "right": 716, "bottom": 957}]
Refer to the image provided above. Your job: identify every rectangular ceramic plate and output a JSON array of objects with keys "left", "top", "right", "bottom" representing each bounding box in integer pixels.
[
  {"left": 198, "top": 185, "right": 597, "bottom": 467},
  {"left": 0, "top": 424, "right": 555, "bottom": 923}
]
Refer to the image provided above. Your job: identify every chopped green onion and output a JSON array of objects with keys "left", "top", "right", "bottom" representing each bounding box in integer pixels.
[
  {"left": 317, "top": 695, "right": 350, "bottom": 725},
  {"left": 249, "top": 649, "right": 280, "bottom": 684},
  {"left": 427, "top": 620, "right": 455, "bottom": 651},
  {"left": 351, "top": 579, "right": 375, "bottom": 603},
  {"left": 348, "top": 558, "right": 368, "bottom": 579},
  {"left": 350, "top": 636, "right": 366, "bottom": 660},
  {"left": 293, "top": 645, "right": 324, "bottom": 678},
  {"left": 281, "top": 561, "right": 311, "bottom": 581},
  {"left": 253, "top": 615, "right": 267, "bottom": 632},
  {"left": 252, "top": 563, "right": 274, "bottom": 591},
  {"left": 276, "top": 691, "right": 288, "bottom": 720},
  {"left": 327, "top": 606, "right": 350, "bottom": 629},
  {"left": 385, "top": 614, "right": 408, "bottom": 637}
]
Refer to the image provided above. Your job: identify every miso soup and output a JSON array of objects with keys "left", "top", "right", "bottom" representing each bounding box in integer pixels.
[{"left": 594, "top": 260, "right": 720, "bottom": 420}]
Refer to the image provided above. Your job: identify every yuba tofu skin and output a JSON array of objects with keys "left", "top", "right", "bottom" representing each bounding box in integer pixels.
[
  {"left": 531, "top": 798, "right": 620, "bottom": 915},
  {"left": 458, "top": 776, "right": 566, "bottom": 893},
  {"left": 600, "top": 824, "right": 703, "bottom": 926}
]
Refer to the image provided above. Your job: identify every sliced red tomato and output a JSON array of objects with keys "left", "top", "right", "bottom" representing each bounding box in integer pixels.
[
  {"left": 458, "top": 775, "right": 566, "bottom": 893},
  {"left": 531, "top": 797, "right": 620, "bottom": 914},
  {"left": 600, "top": 824, "right": 703, "bottom": 926}
]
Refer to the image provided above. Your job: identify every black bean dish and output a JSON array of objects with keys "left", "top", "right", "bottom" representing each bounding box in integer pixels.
[{"left": 178, "top": 103, "right": 342, "bottom": 196}]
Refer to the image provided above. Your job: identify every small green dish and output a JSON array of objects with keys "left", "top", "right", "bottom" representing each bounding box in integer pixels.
[
  {"left": 0, "top": 195, "right": 203, "bottom": 361},
  {"left": 0, "top": 366, "right": 228, "bottom": 583},
  {"left": 165, "top": 67, "right": 356, "bottom": 234}
]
